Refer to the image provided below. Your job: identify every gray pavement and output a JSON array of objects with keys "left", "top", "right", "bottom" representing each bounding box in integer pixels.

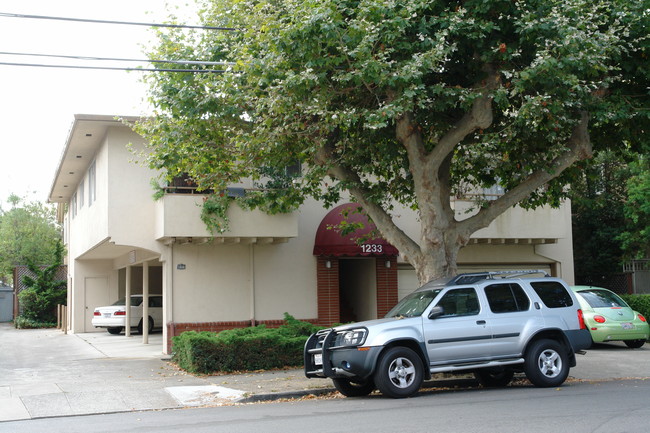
[{"left": 1, "top": 323, "right": 649, "bottom": 422}]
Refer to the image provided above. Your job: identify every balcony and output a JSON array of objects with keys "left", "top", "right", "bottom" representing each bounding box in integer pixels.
[
  {"left": 453, "top": 199, "right": 570, "bottom": 245},
  {"left": 155, "top": 193, "right": 298, "bottom": 245}
]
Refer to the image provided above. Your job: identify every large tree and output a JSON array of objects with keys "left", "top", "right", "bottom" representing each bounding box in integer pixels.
[
  {"left": 137, "top": 0, "right": 648, "bottom": 284},
  {"left": 0, "top": 195, "right": 62, "bottom": 284}
]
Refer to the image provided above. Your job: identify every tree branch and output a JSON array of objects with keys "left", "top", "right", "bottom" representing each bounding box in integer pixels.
[
  {"left": 428, "top": 67, "right": 500, "bottom": 169},
  {"left": 461, "top": 111, "right": 592, "bottom": 235}
]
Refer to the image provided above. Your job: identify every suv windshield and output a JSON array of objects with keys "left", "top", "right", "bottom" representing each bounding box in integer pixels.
[{"left": 385, "top": 289, "right": 442, "bottom": 318}]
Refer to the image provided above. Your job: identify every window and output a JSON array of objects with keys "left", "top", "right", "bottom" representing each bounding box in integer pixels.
[
  {"left": 531, "top": 281, "right": 574, "bottom": 308},
  {"left": 88, "top": 161, "right": 96, "bottom": 205},
  {"left": 70, "top": 193, "right": 77, "bottom": 218},
  {"left": 78, "top": 180, "right": 85, "bottom": 209},
  {"left": 577, "top": 289, "right": 626, "bottom": 309},
  {"left": 485, "top": 283, "right": 530, "bottom": 313},
  {"left": 435, "top": 288, "right": 480, "bottom": 317},
  {"left": 149, "top": 296, "right": 163, "bottom": 308},
  {"left": 285, "top": 161, "right": 302, "bottom": 177}
]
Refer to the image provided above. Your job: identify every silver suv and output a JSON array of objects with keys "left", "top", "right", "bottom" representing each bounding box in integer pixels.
[{"left": 304, "top": 271, "right": 592, "bottom": 398}]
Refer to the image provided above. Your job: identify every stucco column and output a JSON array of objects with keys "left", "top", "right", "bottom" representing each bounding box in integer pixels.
[
  {"left": 125, "top": 266, "right": 132, "bottom": 337},
  {"left": 142, "top": 261, "right": 149, "bottom": 344}
]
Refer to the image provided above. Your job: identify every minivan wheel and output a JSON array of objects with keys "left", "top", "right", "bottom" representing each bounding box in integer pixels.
[
  {"left": 332, "top": 378, "right": 375, "bottom": 397},
  {"left": 524, "top": 339, "right": 569, "bottom": 387},
  {"left": 474, "top": 367, "right": 514, "bottom": 387},
  {"left": 374, "top": 347, "right": 423, "bottom": 398}
]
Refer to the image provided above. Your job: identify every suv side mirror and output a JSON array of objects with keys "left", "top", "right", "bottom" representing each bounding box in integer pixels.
[{"left": 428, "top": 305, "right": 444, "bottom": 320}]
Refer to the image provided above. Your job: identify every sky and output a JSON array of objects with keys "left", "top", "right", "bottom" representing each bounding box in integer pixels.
[{"left": 0, "top": 0, "right": 198, "bottom": 208}]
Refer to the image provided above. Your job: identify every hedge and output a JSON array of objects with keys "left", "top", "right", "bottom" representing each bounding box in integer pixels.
[
  {"left": 621, "top": 294, "right": 650, "bottom": 323},
  {"left": 172, "top": 314, "right": 323, "bottom": 374}
]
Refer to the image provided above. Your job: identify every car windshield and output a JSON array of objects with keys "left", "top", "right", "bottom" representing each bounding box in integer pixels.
[
  {"left": 111, "top": 296, "right": 144, "bottom": 307},
  {"left": 385, "top": 289, "right": 442, "bottom": 318},
  {"left": 578, "top": 289, "right": 627, "bottom": 309}
]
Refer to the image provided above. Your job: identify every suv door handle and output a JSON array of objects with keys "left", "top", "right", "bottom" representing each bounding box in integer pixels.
[{"left": 476, "top": 320, "right": 486, "bottom": 325}]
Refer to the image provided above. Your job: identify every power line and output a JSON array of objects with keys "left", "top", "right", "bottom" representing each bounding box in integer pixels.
[
  {"left": 0, "top": 61, "right": 227, "bottom": 73},
  {"left": 0, "top": 11, "right": 237, "bottom": 31},
  {"left": 0, "top": 50, "right": 234, "bottom": 67}
]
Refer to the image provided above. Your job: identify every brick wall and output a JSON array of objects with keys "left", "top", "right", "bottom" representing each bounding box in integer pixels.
[
  {"left": 376, "top": 257, "right": 398, "bottom": 317},
  {"left": 316, "top": 256, "right": 340, "bottom": 326}
]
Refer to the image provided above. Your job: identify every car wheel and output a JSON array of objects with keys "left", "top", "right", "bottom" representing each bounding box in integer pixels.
[
  {"left": 474, "top": 367, "right": 514, "bottom": 387},
  {"left": 137, "top": 317, "right": 154, "bottom": 334},
  {"left": 524, "top": 339, "right": 569, "bottom": 387},
  {"left": 107, "top": 327, "right": 123, "bottom": 335},
  {"left": 624, "top": 339, "right": 646, "bottom": 349},
  {"left": 374, "top": 347, "right": 424, "bottom": 398},
  {"left": 332, "top": 378, "right": 375, "bottom": 397}
]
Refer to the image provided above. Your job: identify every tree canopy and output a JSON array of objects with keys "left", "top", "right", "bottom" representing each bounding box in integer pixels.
[
  {"left": 137, "top": 0, "right": 648, "bottom": 283},
  {"left": 0, "top": 195, "right": 62, "bottom": 284}
]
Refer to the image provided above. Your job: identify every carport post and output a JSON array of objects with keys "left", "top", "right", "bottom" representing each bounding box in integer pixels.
[
  {"left": 125, "top": 266, "right": 132, "bottom": 337},
  {"left": 142, "top": 261, "right": 149, "bottom": 345}
]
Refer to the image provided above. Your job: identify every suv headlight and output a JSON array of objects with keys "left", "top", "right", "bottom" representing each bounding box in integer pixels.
[{"left": 335, "top": 328, "right": 368, "bottom": 347}]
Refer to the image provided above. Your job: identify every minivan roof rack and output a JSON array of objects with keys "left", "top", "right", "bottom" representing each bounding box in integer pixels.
[{"left": 447, "top": 270, "right": 550, "bottom": 286}]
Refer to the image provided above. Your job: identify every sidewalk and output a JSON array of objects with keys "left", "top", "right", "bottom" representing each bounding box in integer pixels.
[{"left": 1, "top": 323, "right": 649, "bottom": 422}]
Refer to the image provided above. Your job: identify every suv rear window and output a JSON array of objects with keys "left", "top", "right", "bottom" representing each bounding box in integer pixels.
[
  {"left": 485, "top": 283, "right": 530, "bottom": 313},
  {"left": 530, "top": 281, "right": 573, "bottom": 308}
]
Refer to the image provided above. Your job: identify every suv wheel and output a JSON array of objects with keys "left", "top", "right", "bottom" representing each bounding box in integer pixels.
[
  {"left": 524, "top": 339, "right": 569, "bottom": 387},
  {"left": 474, "top": 367, "right": 514, "bottom": 387},
  {"left": 332, "top": 378, "right": 375, "bottom": 397},
  {"left": 374, "top": 347, "right": 423, "bottom": 398}
]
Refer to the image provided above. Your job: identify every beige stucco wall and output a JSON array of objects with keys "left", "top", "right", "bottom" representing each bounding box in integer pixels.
[
  {"left": 57, "top": 116, "right": 577, "bottom": 344},
  {"left": 106, "top": 129, "right": 159, "bottom": 252}
]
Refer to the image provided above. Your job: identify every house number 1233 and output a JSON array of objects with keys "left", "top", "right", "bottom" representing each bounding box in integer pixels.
[{"left": 361, "top": 244, "right": 383, "bottom": 253}]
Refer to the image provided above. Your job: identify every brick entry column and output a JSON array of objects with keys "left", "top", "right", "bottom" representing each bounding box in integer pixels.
[
  {"left": 316, "top": 256, "right": 339, "bottom": 326},
  {"left": 376, "top": 256, "right": 398, "bottom": 317}
]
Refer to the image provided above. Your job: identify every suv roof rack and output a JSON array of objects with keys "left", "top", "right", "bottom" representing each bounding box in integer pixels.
[{"left": 447, "top": 270, "right": 550, "bottom": 286}]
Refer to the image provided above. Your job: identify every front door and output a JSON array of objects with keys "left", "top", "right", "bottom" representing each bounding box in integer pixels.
[{"left": 84, "top": 277, "right": 109, "bottom": 332}]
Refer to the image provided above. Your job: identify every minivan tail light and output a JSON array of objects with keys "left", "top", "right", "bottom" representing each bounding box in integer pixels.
[
  {"left": 114, "top": 311, "right": 126, "bottom": 316},
  {"left": 577, "top": 309, "right": 587, "bottom": 330}
]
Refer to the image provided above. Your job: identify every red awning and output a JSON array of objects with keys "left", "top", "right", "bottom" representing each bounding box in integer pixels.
[{"left": 313, "top": 203, "right": 398, "bottom": 257}]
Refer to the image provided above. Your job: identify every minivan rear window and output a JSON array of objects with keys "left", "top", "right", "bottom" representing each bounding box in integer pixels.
[{"left": 530, "top": 281, "right": 573, "bottom": 308}]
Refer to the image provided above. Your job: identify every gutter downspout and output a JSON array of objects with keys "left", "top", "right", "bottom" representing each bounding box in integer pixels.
[{"left": 250, "top": 244, "right": 256, "bottom": 327}]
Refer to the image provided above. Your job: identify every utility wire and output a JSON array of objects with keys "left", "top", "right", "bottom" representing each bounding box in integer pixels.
[
  {"left": 0, "top": 61, "right": 227, "bottom": 73},
  {"left": 0, "top": 50, "right": 234, "bottom": 67},
  {"left": 0, "top": 11, "right": 237, "bottom": 31}
]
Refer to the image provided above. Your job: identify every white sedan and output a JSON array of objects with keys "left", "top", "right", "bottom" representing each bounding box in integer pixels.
[{"left": 92, "top": 295, "right": 163, "bottom": 335}]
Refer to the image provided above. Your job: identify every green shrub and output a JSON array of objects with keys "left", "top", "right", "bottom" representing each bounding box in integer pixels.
[
  {"left": 621, "top": 294, "right": 650, "bottom": 321},
  {"left": 14, "top": 315, "right": 56, "bottom": 329},
  {"left": 172, "top": 313, "right": 323, "bottom": 374}
]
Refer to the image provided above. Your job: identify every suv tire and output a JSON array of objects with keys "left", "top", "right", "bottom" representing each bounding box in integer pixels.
[
  {"left": 332, "top": 378, "right": 375, "bottom": 397},
  {"left": 474, "top": 367, "right": 514, "bottom": 387},
  {"left": 374, "top": 347, "right": 424, "bottom": 398},
  {"left": 524, "top": 339, "right": 569, "bottom": 387}
]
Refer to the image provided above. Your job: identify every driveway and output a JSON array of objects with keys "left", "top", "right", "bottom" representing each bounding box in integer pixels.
[{"left": 0, "top": 324, "right": 330, "bottom": 422}]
